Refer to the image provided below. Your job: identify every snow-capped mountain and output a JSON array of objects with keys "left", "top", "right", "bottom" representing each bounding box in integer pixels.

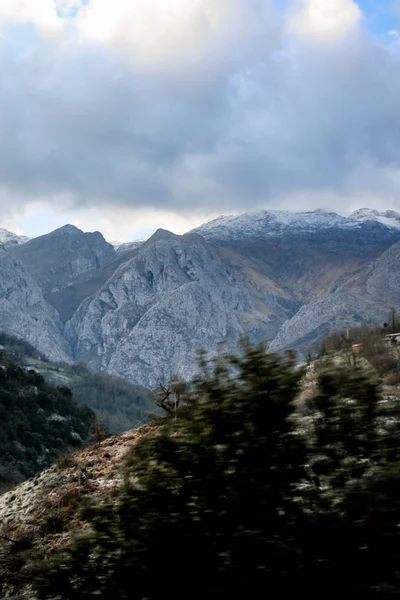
[
  {"left": 0, "top": 228, "right": 30, "bottom": 248},
  {"left": 1, "top": 208, "right": 400, "bottom": 387},
  {"left": 191, "top": 208, "right": 400, "bottom": 242},
  {"left": 349, "top": 208, "right": 400, "bottom": 230}
]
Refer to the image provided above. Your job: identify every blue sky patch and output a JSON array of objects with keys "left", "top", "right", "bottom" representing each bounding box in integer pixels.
[
  {"left": 55, "top": 0, "right": 89, "bottom": 20},
  {"left": 356, "top": 0, "right": 398, "bottom": 36}
]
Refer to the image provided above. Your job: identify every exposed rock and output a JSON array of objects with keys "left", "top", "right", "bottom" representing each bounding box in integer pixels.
[
  {"left": 366, "top": 241, "right": 400, "bottom": 306},
  {"left": 65, "top": 230, "right": 271, "bottom": 388},
  {"left": 112, "top": 239, "right": 147, "bottom": 256},
  {"left": 3, "top": 208, "right": 400, "bottom": 384},
  {"left": 269, "top": 292, "right": 386, "bottom": 355},
  {"left": 10, "top": 224, "right": 117, "bottom": 321},
  {"left": 192, "top": 207, "right": 400, "bottom": 243},
  {"left": 0, "top": 247, "right": 71, "bottom": 363},
  {"left": 192, "top": 209, "right": 400, "bottom": 358}
]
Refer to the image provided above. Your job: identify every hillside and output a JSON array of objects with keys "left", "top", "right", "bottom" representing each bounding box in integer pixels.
[
  {"left": 2, "top": 341, "right": 400, "bottom": 598},
  {"left": 0, "top": 424, "right": 157, "bottom": 597},
  {"left": 0, "top": 332, "right": 154, "bottom": 435},
  {"left": 0, "top": 351, "right": 94, "bottom": 494},
  {"left": 64, "top": 229, "right": 271, "bottom": 388}
]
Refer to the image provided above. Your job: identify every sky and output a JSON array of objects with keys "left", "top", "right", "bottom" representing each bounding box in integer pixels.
[{"left": 0, "top": 0, "right": 399, "bottom": 242}]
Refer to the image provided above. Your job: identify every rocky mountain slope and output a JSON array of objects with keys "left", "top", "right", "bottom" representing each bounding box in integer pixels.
[
  {"left": 65, "top": 229, "right": 271, "bottom": 388},
  {"left": 112, "top": 239, "right": 147, "bottom": 256},
  {"left": 11, "top": 225, "right": 117, "bottom": 321},
  {"left": 2, "top": 208, "right": 400, "bottom": 386},
  {"left": 192, "top": 208, "right": 400, "bottom": 242},
  {"left": 0, "top": 228, "right": 30, "bottom": 247},
  {"left": 269, "top": 228, "right": 400, "bottom": 354},
  {"left": 192, "top": 209, "right": 400, "bottom": 355},
  {"left": 0, "top": 246, "right": 72, "bottom": 363}
]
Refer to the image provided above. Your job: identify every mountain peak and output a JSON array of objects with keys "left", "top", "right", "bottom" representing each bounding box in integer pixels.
[
  {"left": 349, "top": 208, "right": 400, "bottom": 229},
  {"left": 191, "top": 208, "right": 400, "bottom": 242},
  {"left": 0, "top": 228, "right": 30, "bottom": 247},
  {"left": 147, "top": 228, "right": 178, "bottom": 243},
  {"left": 53, "top": 224, "right": 82, "bottom": 235},
  {"left": 349, "top": 208, "right": 380, "bottom": 219}
]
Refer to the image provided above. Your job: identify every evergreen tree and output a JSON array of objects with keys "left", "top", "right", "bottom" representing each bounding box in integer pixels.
[
  {"left": 33, "top": 344, "right": 307, "bottom": 599},
  {"left": 31, "top": 346, "right": 400, "bottom": 599}
]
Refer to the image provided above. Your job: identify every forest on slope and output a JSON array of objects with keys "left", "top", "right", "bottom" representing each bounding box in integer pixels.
[
  {"left": 0, "top": 332, "right": 154, "bottom": 435},
  {"left": 0, "top": 351, "right": 94, "bottom": 493}
]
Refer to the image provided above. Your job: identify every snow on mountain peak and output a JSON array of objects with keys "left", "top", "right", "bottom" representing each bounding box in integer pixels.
[
  {"left": 0, "top": 228, "right": 30, "bottom": 248},
  {"left": 191, "top": 208, "right": 400, "bottom": 241},
  {"left": 349, "top": 208, "right": 380, "bottom": 220},
  {"left": 349, "top": 208, "right": 400, "bottom": 230},
  {"left": 192, "top": 209, "right": 349, "bottom": 241}
]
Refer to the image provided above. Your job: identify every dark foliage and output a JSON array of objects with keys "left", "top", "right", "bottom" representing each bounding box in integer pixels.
[
  {"left": 0, "top": 331, "right": 41, "bottom": 362},
  {"left": 0, "top": 352, "right": 94, "bottom": 493},
  {"left": 0, "top": 332, "right": 154, "bottom": 434},
  {"left": 23, "top": 343, "right": 400, "bottom": 598},
  {"left": 67, "top": 364, "right": 153, "bottom": 434}
]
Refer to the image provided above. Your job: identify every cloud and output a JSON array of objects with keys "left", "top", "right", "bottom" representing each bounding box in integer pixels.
[
  {"left": 287, "top": 0, "right": 361, "bottom": 40},
  {"left": 0, "top": 0, "right": 62, "bottom": 33},
  {"left": 77, "top": 0, "right": 233, "bottom": 68},
  {"left": 0, "top": 0, "right": 400, "bottom": 235}
]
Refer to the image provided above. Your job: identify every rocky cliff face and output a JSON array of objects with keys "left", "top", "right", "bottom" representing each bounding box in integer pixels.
[
  {"left": 11, "top": 224, "right": 117, "bottom": 321},
  {"left": 0, "top": 247, "right": 72, "bottom": 363},
  {"left": 2, "top": 209, "right": 400, "bottom": 385},
  {"left": 269, "top": 293, "right": 386, "bottom": 354},
  {"left": 366, "top": 241, "right": 400, "bottom": 306},
  {"left": 192, "top": 210, "right": 400, "bottom": 357},
  {"left": 65, "top": 230, "right": 272, "bottom": 388},
  {"left": 268, "top": 234, "right": 400, "bottom": 355}
]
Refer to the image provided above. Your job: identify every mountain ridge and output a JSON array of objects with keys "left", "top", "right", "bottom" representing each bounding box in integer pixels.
[
  {"left": 191, "top": 207, "right": 400, "bottom": 241},
  {"left": 2, "top": 208, "right": 400, "bottom": 386}
]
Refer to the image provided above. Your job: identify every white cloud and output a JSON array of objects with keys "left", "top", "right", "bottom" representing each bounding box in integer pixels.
[
  {"left": 76, "top": 0, "right": 262, "bottom": 69},
  {"left": 1, "top": 0, "right": 400, "bottom": 238},
  {"left": 287, "top": 0, "right": 361, "bottom": 40},
  {"left": 0, "top": 0, "right": 62, "bottom": 33}
]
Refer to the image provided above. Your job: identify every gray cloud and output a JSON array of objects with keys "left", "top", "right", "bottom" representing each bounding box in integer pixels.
[{"left": 1, "top": 2, "right": 400, "bottom": 221}]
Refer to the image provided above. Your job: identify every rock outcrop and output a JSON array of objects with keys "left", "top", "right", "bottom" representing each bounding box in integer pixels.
[
  {"left": 11, "top": 224, "right": 117, "bottom": 321},
  {"left": 65, "top": 230, "right": 271, "bottom": 388},
  {"left": 3, "top": 208, "right": 400, "bottom": 383},
  {"left": 0, "top": 246, "right": 72, "bottom": 363}
]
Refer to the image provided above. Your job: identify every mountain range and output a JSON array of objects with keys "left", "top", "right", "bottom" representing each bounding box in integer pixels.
[{"left": 1, "top": 208, "right": 400, "bottom": 388}]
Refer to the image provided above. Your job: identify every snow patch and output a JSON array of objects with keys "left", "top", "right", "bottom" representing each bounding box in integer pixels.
[{"left": 192, "top": 208, "right": 400, "bottom": 242}]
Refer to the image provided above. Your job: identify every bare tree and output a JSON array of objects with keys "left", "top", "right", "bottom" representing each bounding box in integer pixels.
[{"left": 153, "top": 380, "right": 184, "bottom": 419}]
